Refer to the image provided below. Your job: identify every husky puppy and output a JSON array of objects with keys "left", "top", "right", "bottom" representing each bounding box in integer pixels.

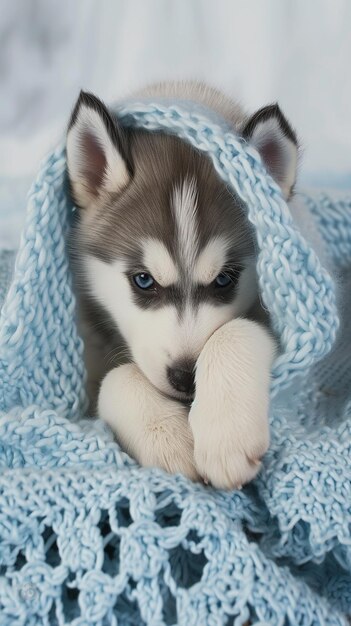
[{"left": 66, "top": 82, "right": 300, "bottom": 489}]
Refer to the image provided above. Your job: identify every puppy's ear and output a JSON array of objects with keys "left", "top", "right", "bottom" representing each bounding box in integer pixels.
[
  {"left": 242, "top": 104, "right": 298, "bottom": 199},
  {"left": 66, "top": 91, "right": 132, "bottom": 209}
]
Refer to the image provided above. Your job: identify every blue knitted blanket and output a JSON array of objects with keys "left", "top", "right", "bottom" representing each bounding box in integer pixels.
[{"left": 1, "top": 100, "right": 351, "bottom": 626}]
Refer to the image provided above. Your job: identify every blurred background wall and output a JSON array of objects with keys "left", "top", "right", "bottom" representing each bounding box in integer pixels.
[{"left": 0, "top": 0, "right": 350, "bottom": 247}]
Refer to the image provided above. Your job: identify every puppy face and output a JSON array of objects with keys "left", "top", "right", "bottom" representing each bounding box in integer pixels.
[{"left": 67, "top": 91, "right": 297, "bottom": 399}]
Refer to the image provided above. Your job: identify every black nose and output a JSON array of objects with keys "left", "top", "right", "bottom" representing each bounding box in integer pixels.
[{"left": 167, "top": 361, "right": 195, "bottom": 395}]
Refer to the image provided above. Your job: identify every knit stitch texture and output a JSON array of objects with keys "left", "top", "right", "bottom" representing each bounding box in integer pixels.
[{"left": 0, "top": 99, "right": 351, "bottom": 626}]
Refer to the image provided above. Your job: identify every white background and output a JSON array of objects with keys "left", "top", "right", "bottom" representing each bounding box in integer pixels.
[{"left": 0, "top": 0, "right": 350, "bottom": 246}]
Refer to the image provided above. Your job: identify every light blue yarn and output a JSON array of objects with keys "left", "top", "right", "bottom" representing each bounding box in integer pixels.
[{"left": 0, "top": 99, "right": 350, "bottom": 626}]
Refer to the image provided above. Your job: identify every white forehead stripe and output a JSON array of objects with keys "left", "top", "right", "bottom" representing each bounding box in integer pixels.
[
  {"left": 194, "top": 237, "right": 230, "bottom": 284},
  {"left": 142, "top": 239, "right": 179, "bottom": 286},
  {"left": 172, "top": 178, "right": 198, "bottom": 268}
]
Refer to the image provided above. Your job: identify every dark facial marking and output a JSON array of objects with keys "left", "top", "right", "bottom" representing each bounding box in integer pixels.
[
  {"left": 80, "top": 130, "right": 255, "bottom": 265},
  {"left": 193, "top": 266, "right": 243, "bottom": 307},
  {"left": 126, "top": 264, "right": 243, "bottom": 311},
  {"left": 127, "top": 269, "right": 183, "bottom": 310}
]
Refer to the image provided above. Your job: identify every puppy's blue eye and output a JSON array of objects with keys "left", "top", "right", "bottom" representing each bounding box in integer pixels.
[
  {"left": 133, "top": 272, "right": 155, "bottom": 290},
  {"left": 214, "top": 272, "right": 232, "bottom": 288}
]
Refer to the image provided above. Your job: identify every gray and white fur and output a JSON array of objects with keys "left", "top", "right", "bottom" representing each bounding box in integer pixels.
[{"left": 66, "top": 81, "right": 301, "bottom": 489}]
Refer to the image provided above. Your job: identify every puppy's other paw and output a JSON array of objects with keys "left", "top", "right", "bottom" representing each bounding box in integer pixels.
[
  {"left": 189, "top": 319, "right": 275, "bottom": 490},
  {"left": 98, "top": 364, "right": 199, "bottom": 481},
  {"left": 142, "top": 407, "right": 200, "bottom": 481},
  {"left": 190, "top": 408, "right": 268, "bottom": 490}
]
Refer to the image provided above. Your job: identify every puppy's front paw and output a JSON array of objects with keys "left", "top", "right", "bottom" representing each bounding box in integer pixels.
[
  {"left": 190, "top": 401, "right": 268, "bottom": 490},
  {"left": 98, "top": 364, "right": 199, "bottom": 481},
  {"left": 189, "top": 319, "right": 276, "bottom": 490},
  {"left": 141, "top": 406, "right": 200, "bottom": 482}
]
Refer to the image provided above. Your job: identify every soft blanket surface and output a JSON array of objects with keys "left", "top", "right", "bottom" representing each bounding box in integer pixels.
[{"left": 0, "top": 100, "right": 351, "bottom": 626}]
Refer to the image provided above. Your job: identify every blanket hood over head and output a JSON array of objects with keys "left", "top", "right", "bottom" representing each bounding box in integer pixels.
[{"left": 0, "top": 98, "right": 351, "bottom": 626}]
